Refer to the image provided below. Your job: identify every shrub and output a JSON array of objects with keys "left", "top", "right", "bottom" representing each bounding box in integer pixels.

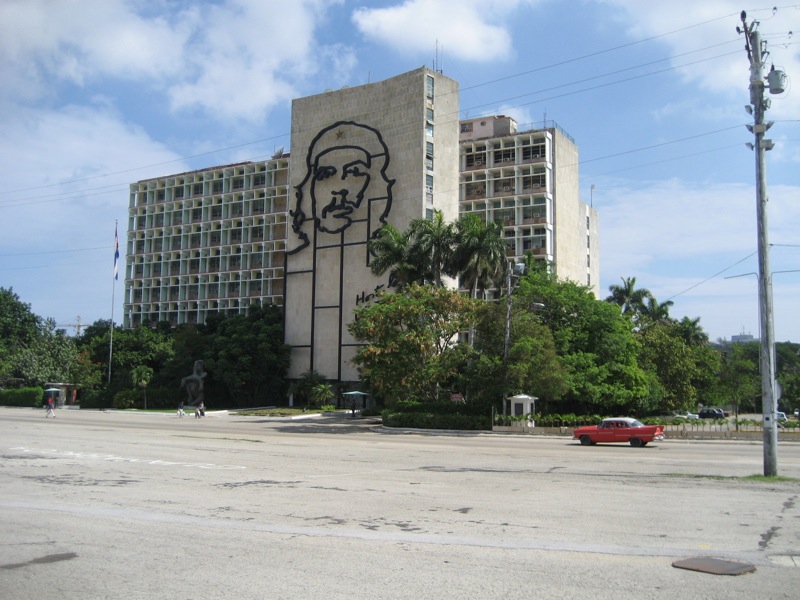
[
  {"left": 382, "top": 409, "right": 490, "bottom": 430},
  {"left": 0, "top": 386, "right": 44, "bottom": 408}
]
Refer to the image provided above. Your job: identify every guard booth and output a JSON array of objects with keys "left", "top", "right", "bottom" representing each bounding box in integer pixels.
[{"left": 507, "top": 394, "right": 538, "bottom": 425}]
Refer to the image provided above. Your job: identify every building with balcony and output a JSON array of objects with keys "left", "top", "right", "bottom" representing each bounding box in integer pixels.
[
  {"left": 459, "top": 115, "right": 599, "bottom": 296},
  {"left": 123, "top": 68, "right": 598, "bottom": 383},
  {"left": 124, "top": 158, "right": 289, "bottom": 328}
]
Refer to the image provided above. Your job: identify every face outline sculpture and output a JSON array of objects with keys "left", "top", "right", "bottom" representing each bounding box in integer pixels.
[
  {"left": 289, "top": 121, "right": 394, "bottom": 254},
  {"left": 311, "top": 146, "right": 372, "bottom": 234}
]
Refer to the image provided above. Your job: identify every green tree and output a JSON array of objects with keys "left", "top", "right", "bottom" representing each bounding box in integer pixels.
[
  {"left": 205, "top": 304, "right": 290, "bottom": 406},
  {"left": 639, "top": 296, "right": 674, "bottom": 326},
  {"left": 452, "top": 213, "right": 506, "bottom": 299},
  {"left": 0, "top": 287, "right": 42, "bottom": 383},
  {"left": 636, "top": 322, "right": 699, "bottom": 411},
  {"left": 310, "top": 383, "right": 336, "bottom": 408},
  {"left": 289, "top": 370, "right": 327, "bottom": 407},
  {"left": 717, "top": 342, "right": 760, "bottom": 414},
  {"left": 605, "top": 276, "right": 652, "bottom": 322},
  {"left": 408, "top": 210, "right": 456, "bottom": 287},
  {"left": 472, "top": 301, "right": 567, "bottom": 406},
  {"left": 673, "top": 316, "right": 710, "bottom": 346},
  {"left": 131, "top": 365, "right": 154, "bottom": 409},
  {"left": 368, "top": 224, "right": 421, "bottom": 288},
  {"left": 518, "top": 265, "right": 649, "bottom": 414},
  {"left": 13, "top": 319, "right": 79, "bottom": 387},
  {"left": 348, "top": 284, "right": 480, "bottom": 405}
]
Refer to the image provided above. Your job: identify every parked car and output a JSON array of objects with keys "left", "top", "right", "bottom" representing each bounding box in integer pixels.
[
  {"left": 776, "top": 411, "right": 787, "bottom": 422},
  {"left": 698, "top": 408, "right": 726, "bottom": 419},
  {"left": 573, "top": 418, "right": 665, "bottom": 448},
  {"left": 670, "top": 410, "right": 699, "bottom": 420},
  {"left": 795, "top": 408, "right": 799, "bottom": 417}
]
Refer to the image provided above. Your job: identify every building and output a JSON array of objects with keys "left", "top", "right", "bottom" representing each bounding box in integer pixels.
[
  {"left": 459, "top": 115, "right": 599, "bottom": 296},
  {"left": 284, "top": 67, "right": 459, "bottom": 381},
  {"left": 124, "top": 158, "right": 290, "bottom": 328},
  {"left": 123, "top": 67, "right": 598, "bottom": 383}
]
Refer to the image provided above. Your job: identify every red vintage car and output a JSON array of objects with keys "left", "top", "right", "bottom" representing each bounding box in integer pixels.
[{"left": 573, "top": 417, "right": 664, "bottom": 447}]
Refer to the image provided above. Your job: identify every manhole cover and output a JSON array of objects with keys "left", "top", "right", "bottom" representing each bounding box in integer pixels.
[{"left": 672, "top": 557, "right": 756, "bottom": 576}]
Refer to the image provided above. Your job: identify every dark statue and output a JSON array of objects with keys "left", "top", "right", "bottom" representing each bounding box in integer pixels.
[{"left": 181, "top": 360, "right": 207, "bottom": 406}]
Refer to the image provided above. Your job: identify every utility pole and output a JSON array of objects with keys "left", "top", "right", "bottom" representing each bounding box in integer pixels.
[{"left": 738, "top": 10, "right": 787, "bottom": 476}]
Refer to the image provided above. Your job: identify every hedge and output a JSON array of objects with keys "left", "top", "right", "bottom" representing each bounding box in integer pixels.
[
  {"left": 0, "top": 387, "right": 44, "bottom": 408},
  {"left": 382, "top": 409, "right": 491, "bottom": 431}
]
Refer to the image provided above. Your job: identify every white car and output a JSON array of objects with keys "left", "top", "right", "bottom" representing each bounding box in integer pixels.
[
  {"left": 776, "top": 411, "right": 787, "bottom": 422},
  {"left": 671, "top": 411, "right": 699, "bottom": 420}
]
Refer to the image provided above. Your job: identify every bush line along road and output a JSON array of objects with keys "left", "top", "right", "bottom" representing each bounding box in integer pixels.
[{"left": 1, "top": 407, "right": 799, "bottom": 600}]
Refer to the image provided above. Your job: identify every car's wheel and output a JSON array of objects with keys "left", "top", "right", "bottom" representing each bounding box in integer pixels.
[
  {"left": 629, "top": 438, "right": 643, "bottom": 447},
  {"left": 580, "top": 435, "right": 593, "bottom": 446}
]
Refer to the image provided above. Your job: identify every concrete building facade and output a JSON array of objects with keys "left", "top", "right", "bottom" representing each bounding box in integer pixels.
[
  {"left": 459, "top": 116, "right": 599, "bottom": 296},
  {"left": 123, "top": 67, "right": 597, "bottom": 384},
  {"left": 124, "top": 158, "right": 290, "bottom": 329},
  {"left": 284, "top": 67, "right": 459, "bottom": 381}
]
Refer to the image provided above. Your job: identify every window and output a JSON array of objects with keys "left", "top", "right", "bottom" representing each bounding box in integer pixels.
[
  {"left": 254, "top": 173, "right": 266, "bottom": 186},
  {"left": 425, "top": 142, "right": 434, "bottom": 171},
  {"left": 174, "top": 187, "right": 184, "bottom": 199},
  {"left": 425, "top": 122, "right": 434, "bottom": 137},
  {"left": 232, "top": 177, "right": 244, "bottom": 190},
  {"left": 466, "top": 151, "right": 486, "bottom": 168},
  {"left": 426, "top": 75, "right": 434, "bottom": 99},
  {"left": 212, "top": 180, "right": 223, "bottom": 193},
  {"left": 587, "top": 235, "right": 590, "bottom": 249},
  {"left": 426, "top": 208, "right": 434, "bottom": 220},
  {"left": 425, "top": 174, "right": 433, "bottom": 193},
  {"left": 426, "top": 107, "right": 434, "bottom": 121},
  {"left": 461, "top": 122, "right": 473, "bottom": 133}
]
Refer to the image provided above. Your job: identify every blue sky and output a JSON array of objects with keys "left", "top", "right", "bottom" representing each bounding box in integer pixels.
[{"left": 1, "top": 0, "right": 798, "bottom": 342}]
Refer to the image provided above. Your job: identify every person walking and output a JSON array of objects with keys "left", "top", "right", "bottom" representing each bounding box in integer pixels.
[
  {"left": 45, "top": 397, "right": 55, "bottom": 418},
  {"left": 178, "top": 401, "right": 185, "bottom": 418}
]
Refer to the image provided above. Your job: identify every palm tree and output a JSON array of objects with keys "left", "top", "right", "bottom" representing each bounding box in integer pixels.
[
  {"left": 131, "top": 365, "right": 153, "bottom": 410},
  {"left": 606, "top": 276, "right": 652, "bottom": 317},
  {"left": 640, "top": 296, "right": 674, "bottom": 324},
  {"left": 408, "top": 210, "right": 455, "bottom": 287},
  {"left": 674, "top": 316, "right": 709, "bottom": 346},
  {"left": 310, "top": 383, "right": 336, "bottom": 408},
  {"left": 452, "top": 214, "right": 506, "bottom": 299},
  {"left": 368, "top": 224, "right": 421, "bottom": 288}
]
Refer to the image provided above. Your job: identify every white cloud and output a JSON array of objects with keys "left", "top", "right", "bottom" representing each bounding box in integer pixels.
[
  {"left": 352, "top": 0, "right": 540, "bottom": 63},
  {"left": 0, "top": 0, "right": 355, "bottom": 122},
  {"left": 595, "top": 1, "right": 800, "bottom": 120},
  {"left": 0, "top": 0, "right": 191, "bottom": 102}
]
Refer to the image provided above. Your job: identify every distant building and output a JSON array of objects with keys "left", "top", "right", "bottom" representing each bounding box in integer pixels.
[
  {"left": 123, "top": 67, "right": 598, "bottom": 383},
  {"left": 731, "top": 332, "right": 756, "bottom": 343}
]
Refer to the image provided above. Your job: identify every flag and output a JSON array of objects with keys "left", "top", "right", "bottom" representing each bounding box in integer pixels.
[{"left": 113, "top": 224, "right": 120, "bottom": 281}]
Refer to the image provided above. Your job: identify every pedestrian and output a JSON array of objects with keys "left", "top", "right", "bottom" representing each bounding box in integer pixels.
[
  {"left": 45, "top": 397, "right": 55, "bottom": 418},
  {"left": 177, "top": 401, "right": 185, "bottom": 418},
  {"left": 199, "top": 401, "right": 205, "bottom": 417},
  {"left": 195, "top": 403, "right": 201, "bottom": 419}
]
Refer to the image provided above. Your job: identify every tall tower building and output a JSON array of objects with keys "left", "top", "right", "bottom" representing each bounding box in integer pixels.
[
  {"left": 284, "top": 67, "right": 459, "bottom": 382},
  {"left": 459, "top": 116, "right": 599, "bottom": 295}
]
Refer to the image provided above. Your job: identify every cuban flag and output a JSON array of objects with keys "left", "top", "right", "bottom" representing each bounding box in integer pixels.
[{"left": 114, "top": 224, "right": 120, "bottom": 281}]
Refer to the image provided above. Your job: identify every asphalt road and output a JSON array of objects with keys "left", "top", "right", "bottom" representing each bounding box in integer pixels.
[{"left": 2, "top": 407, "right": 799, "bottom": 599}]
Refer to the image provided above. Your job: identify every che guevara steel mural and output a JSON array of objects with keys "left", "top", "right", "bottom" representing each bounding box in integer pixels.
[
  {"left": 288, "top": 120, "right": 395, "bottom": 252},
  {"left": 285, "top": 120, "right": 396, "bottom": 381}
]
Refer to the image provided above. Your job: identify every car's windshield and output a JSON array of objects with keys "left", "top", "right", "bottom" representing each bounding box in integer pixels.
[{"left": 630, "top": 420, "right": 644, "bottom": 427}]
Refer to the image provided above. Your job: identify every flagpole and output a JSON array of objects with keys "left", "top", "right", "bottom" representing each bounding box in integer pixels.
[{"left": 108, "top": 221, "right": 119, "bottom": 384}]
